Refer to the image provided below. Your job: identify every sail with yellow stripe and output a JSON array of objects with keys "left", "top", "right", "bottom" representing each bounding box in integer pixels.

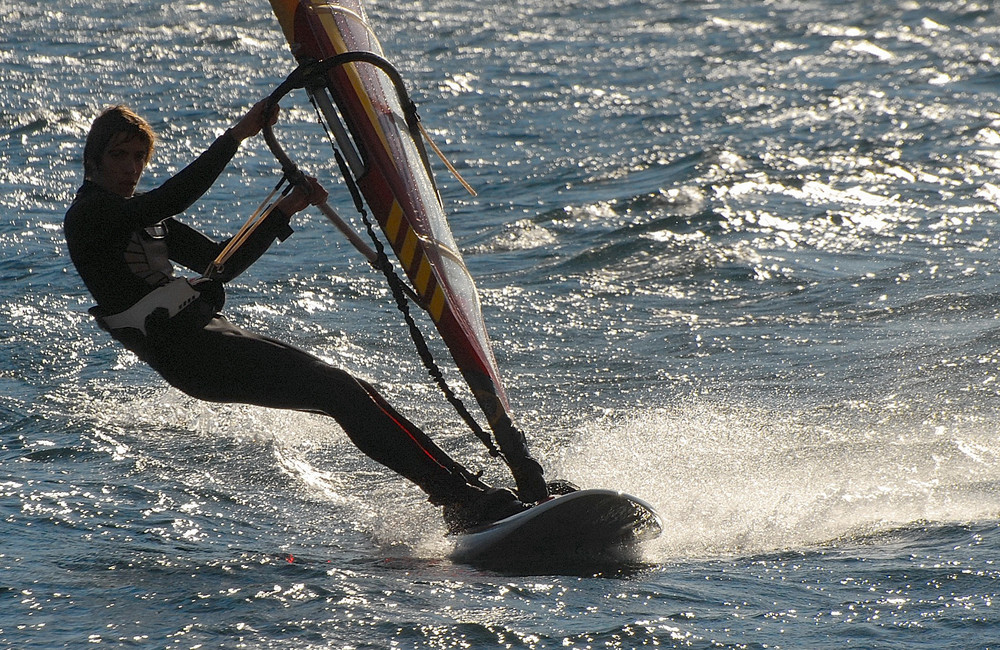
[{"left": 266, "top": 0, "right": 542, "bottom": 493}]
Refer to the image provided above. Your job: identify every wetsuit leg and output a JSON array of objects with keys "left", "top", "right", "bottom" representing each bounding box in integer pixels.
[{"left": 136, "top": 317, "right": 486, "bottom": 504}]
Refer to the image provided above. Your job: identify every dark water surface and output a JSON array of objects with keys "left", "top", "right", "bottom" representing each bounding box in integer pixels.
[{"left": 3, "top": 0, "right": 1000, "bottom": 647}]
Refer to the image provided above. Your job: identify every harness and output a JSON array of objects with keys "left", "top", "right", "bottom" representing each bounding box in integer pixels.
[{"left": 91, "top": 278, "right": 200, "bottom": 335}]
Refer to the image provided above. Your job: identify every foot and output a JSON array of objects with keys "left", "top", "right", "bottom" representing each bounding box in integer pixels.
[{"left": 442, "top": 488, "right": 530, "bottom": 534}]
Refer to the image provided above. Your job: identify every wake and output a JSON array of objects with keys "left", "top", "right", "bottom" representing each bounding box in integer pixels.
[{"left": 550, "top": 399, "right": 1000, "bottom": 560}]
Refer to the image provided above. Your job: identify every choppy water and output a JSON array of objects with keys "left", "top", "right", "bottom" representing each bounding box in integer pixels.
[{"left": 3, "top": 0, "right": 1000, "bottom": 647}]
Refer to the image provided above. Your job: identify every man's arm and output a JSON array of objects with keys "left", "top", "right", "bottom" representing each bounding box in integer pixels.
[
  {"left": 121, "top": 100, "right": 278, "bottom": 231},
  {"left": 170, "top": 177, "right": 328, "bottom": 282}
]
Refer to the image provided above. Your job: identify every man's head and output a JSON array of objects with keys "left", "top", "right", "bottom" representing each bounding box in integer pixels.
[{"left": 83, "top": 105, "right": 156, "bottom": 197}]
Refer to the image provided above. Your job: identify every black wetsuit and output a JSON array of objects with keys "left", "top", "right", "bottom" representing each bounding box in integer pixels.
[{"left": 64, "top": 131, "right": 493, "bottom": 514}]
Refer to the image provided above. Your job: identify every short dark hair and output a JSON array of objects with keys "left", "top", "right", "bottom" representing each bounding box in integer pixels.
[{"left": 83, "top": 105, "right": 156, "bottom": 177}]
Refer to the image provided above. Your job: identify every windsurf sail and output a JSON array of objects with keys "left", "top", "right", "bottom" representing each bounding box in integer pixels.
[{"left": 265, "top": 0, "right": 546, "bottom": 500}]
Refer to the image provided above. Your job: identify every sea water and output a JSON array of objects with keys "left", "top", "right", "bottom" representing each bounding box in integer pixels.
[{"left": 3, "top": 0, "right": 1000, "bottom": 647}]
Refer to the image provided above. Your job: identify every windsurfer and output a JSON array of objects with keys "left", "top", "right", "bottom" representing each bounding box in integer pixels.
[{"left": 64, "top": 102, "right": 530, "bottom": 533}]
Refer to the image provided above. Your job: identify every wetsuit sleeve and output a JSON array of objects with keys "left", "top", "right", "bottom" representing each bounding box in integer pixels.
[
  {"left": 163, "top": 218, "right": 225, "bottom": 276},
  {"left": 167, "top": 208, "right": 294, "bottom": 282},
  {"left": 212, "top": 207, "right": 295, "bottom": 282}
]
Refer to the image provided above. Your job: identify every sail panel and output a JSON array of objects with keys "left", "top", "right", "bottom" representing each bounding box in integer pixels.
[{"left": 268, "top": 0, "right": 514, "bottom": 427}]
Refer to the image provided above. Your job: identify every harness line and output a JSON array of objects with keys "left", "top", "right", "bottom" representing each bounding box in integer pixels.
[{"left": 206, "top": 177, "right": 290, "bottom": 277}]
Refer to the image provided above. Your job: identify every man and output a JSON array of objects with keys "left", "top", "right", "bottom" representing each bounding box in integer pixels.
[{"left": 64, "top": 101, "right": 541, "bottom": 533}]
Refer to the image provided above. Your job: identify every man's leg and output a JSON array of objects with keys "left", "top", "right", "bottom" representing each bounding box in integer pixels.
[{"left": 146, "top": 318, "right": 527, "bottom": 529}]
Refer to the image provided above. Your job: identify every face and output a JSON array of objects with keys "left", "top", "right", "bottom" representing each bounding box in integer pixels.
[{"left": 90, "top": 132, "right": 150, "bottom": 198}]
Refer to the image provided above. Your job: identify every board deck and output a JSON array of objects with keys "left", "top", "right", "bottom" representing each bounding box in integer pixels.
[{"left": 450, "top": 489, "right": 662, "bottom": 573}]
